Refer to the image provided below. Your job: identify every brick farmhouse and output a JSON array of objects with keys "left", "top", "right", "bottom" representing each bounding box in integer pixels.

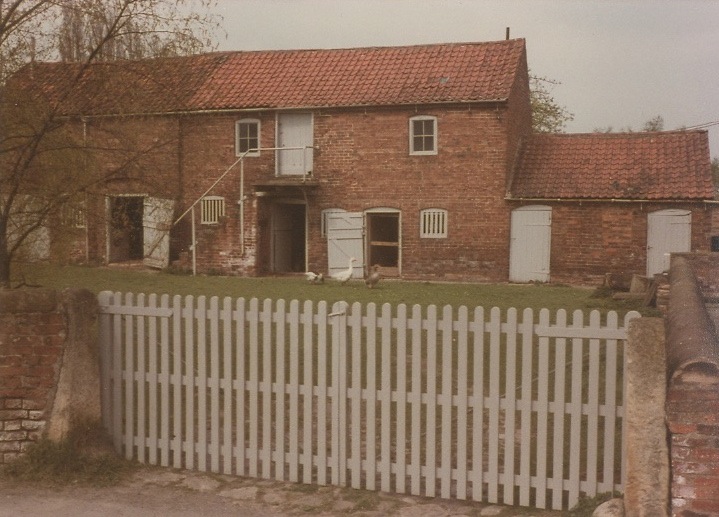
[{"left": 12, "top": 38, "right": 717, "bottom": 284}]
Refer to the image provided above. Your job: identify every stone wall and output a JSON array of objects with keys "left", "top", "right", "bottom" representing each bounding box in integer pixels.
[
  {"left": 0, "top": 288, "right": 100, "bottom": 463},
  {"left": 665, "top": 255, "right": 719, "bottom": 516}
]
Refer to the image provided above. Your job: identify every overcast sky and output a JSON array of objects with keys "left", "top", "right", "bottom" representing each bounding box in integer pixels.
[{"left": 213, "top": 0, "right": 719, "bottom": 157}]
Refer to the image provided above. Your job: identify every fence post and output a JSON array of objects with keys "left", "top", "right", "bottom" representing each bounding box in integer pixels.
[
  {"left": 329, "top": 301, "right": 349, "bottom": 486},
  {"left": 624, "top": 317, "right": 669, "bottom": 516}
]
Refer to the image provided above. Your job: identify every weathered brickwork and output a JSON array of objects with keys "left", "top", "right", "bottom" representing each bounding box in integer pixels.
[
  {"left": 49, "top": 44, "right": 716, "bottom": 284},
  {"left": 666, "top": 255, "right": 719, "bottom": 515},
  {"left": 0, "top": 289, "right": 65, "bottom": 463}
]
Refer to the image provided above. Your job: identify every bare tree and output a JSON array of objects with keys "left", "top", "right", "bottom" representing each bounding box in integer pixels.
[{"left": 0, "top": 0, "right": 220, "bottom": 288}]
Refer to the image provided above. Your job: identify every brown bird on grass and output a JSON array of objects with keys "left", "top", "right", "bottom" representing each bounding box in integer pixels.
[{"left": 365, "top": 265, "right": 381, "bottom": 289}]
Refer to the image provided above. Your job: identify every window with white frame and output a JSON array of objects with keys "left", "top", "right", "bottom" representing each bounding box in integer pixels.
[
  {"left": 420, "top": 208, "right": 447, "bottom": 238},
  {"left": 201, "top": 196, "right": 226, "bottom": 225},
  {"left": 235, "top": 119, "right": 260, "bottom": 156},
  {"left": 409, "top": 116, "right": 437, "bottom": 155}
]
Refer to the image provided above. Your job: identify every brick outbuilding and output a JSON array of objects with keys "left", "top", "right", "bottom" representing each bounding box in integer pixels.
[{"left": 10, "top": 38, "right": 717, "bottom": 283}]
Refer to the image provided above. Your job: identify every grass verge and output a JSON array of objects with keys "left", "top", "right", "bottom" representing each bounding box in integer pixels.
[{"left": 1, "top": 424, "right": 134, "bottom": 486}]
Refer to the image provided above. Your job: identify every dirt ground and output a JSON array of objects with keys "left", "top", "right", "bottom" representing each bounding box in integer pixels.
[{"left": 0, "top": 465, "right": 568, "bottom": 517}]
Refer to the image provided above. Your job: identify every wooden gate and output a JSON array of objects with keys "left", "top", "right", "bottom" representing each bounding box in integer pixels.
[{"left": 98, "top": 291, "right": 637, "bottom": 511}]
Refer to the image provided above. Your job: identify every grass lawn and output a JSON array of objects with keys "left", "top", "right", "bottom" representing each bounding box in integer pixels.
[{"left": 12, "top": 262, "right": 658, "bottom": 316}]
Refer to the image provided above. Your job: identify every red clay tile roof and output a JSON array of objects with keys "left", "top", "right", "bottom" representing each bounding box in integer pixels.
[
  {"left": 509, "top": 131, "right": 715, "bottom": 200},
  {"left": 13, "top": 39, "right": 526, "bottom": 116}
]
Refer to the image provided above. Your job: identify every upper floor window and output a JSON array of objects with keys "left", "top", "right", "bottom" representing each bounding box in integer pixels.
[
  {"left": 236, "top": 119, "right": 260, "bottom": 156},
  {"left": 409, "top": 116, "right": 437, "bottom": 155},
  {"left": 420, "top": 208, "right": 447, "bottom": 238},
  {"left": 201, "top": 196, "right": 226, "bottom": 225}
]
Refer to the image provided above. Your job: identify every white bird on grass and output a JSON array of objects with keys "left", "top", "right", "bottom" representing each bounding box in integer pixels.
[
  {"left": 305, "top": 271, "right": 324, "bottom": 284},
  {"left": 331, "top": 257, "right": 356, "bottom": 284}
]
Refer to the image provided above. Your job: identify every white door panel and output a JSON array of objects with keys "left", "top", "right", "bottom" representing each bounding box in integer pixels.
[
  {"left": 326, "top": 211, "right": 364, "bottom": 278},
  {"left": 647, "top": 209, "right": 691, "bottom": 276},
  {"left": 509, "top": 205, "right": 552, "bottom": 282},
  {"left": 143, "top": 197, "right": 174, "bottom": 269}
]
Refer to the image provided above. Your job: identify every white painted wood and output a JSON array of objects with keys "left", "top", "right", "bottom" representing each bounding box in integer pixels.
[
  {"left": 365, "top": 303, "right": 378, "bottom": 491},
  {"left": 585, "top": 311, "right": 601, "bottom": 497},
  {"left": 274, "top": 299, "right": 286, "bottom": 481},
  {"left": 302, "top": 300, "right": 314, "bottom": 483},
  {"left": 395, "top": 304, "right": 408, "bottom": 494},
  {"left": 287, "top": 300, "right": 300, "bottom": 483},
  {"left": 425, "top": 305, "right": 438, "bottom": 497},
  {"left": 172, "top": 295, "right": 182, "bottom": 468},
  {"left": 316, "top": 301, "right": 328, "bottom": 485},
  {"left": 234, "top": 298, "right": 247, "bottom": 476},
  {"left": 248, "top": 298, "right": 259, "bottom": 478},
  {"left": 349, "top": 302, "right": 363, "bottom": 489},
  {"left": 98, "top": 294, "right": 635, "bottom": 512},
  {"left": 124, "top": 292, "right": 135, "bottom": 461},
  {"left": 503, "top": 308, "right": 517, "bottom": 505},
  {"left": 455, "top": 306, "right": 469, "bottom": 500},
  {"left": 183, "top": 296, "right": 196, "bottom": 470},
  {"left": 142, "top": 197, "right": 174, "bottom": 268},
  {"left": 326, "top": 211, "right": 365, "bottom": 278},
  {"left": 509, "top": 205, "right": 552, "bottom": 282},
  {"left": 647, "top": 208, "right": 691, "bottom": 276},
  {"left": 261, "top": 298, "right": 272, "bottom": 479},
  {"left": 380, "top": 303, "right": 392, "bottom": 493},
  {"left": 471, "top": 306, "right": 486, "bottom": 502},
  {"left": 209, "top": 297, "right": 221, "bottom": 473},
  {"left": 487, "top": 307, "right": 501, "bottom": 503},
  {"left": 221, "top": 297, "right": 233, "bottom": 475},
  {"left": 568, "top": 310, "right": 584, "bottom": 508},
  {"left": 551, "top": 309, "right": 567, "bottom": 510},
  {"left": 197, "top": 296, "right": 207, "bottom": 472},
  {"left": 277, "top": 112, "right": 313, "bottom": 175},
  {"left": 535, "top": 309, "right": 550, "bottom": 508},
  {"left": 519, "top": 308, "right": 534, "bottom": 507},
  {"left": 159, "top": 294, "right": 170, "bottom": 468},
  {"left": 136, "top": 293, "right": 146, "bottom": 464},
  {"left": 440, "top": 305, "right": 453, "bottom": 499},
  {"left": 409, "top": 304, "right": 423, "bottom": 496}
]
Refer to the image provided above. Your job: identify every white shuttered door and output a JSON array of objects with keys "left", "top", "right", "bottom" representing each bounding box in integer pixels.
[{"left": 509, "top": 205, "right": 552, "bottom": 282}]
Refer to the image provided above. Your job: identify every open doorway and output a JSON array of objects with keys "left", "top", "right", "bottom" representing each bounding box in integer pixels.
[
  {"left": 271, "top": 202, "right": 306, "bottom": 273},
  {"left": 108, "top": 196, "right": 144, "bottom": 262},
  {"left": 366, "top": 211, "right": 400, "bottom": 276}
]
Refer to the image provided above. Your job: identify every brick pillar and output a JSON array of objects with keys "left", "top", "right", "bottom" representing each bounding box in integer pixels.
[
  {"left": 666, "top": 366, "right": 719, "bottom": 515},
  {"left": 0, "top": 289, "right": 65, "bottom": 463}
]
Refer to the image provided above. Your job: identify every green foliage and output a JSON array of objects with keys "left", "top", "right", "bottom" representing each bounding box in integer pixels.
[
  {"left": 530, "top": 72, "right": 575, "bottom": 133},
  {"left": 1, "top": 423, "right": 133, "bottom": 486}
]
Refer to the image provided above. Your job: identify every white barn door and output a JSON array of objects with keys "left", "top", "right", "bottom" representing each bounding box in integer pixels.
[
  {"left": 509, "top": 205, "right": 552, "bottom": 283},
  {"left": 143, "top": 197, "right": 175, "bottom": 269},
  {"left": 647, "top": 209, "right": 691, "bottom": 276},
  {"left": 326, "top": 211, "right": 364, "bottom": 279}
]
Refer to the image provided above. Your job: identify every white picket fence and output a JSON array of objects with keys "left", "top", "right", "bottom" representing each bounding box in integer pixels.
[{"left": 97, "top": 291, "right": 640, "bottom": 511}]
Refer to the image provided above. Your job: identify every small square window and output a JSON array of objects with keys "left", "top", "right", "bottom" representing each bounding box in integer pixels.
[
  {"left": 420, "top": 208, "right": 447, "bottom": 238},
  {"left": 236, "top": 119, "right": 260, "bottom": 156},
  {"left": 410, "top": 116, "right": 437, "bottom": 155},
  {"left": 201, "top": 196, "right": 226, "bottom": 225}
]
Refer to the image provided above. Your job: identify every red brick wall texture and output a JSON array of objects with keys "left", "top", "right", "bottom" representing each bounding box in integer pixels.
[{"left": 0, "top": 290, "right": 65, "bottom": 464}]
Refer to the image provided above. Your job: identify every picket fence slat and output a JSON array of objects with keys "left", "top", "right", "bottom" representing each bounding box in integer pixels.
[{"left": 99, "top": 291, "right": 638, "bottom": 512}]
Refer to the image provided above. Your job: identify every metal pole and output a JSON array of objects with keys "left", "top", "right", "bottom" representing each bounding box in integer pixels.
[{"left": 240, "top": 158, "right": 244, "bottom": 255}]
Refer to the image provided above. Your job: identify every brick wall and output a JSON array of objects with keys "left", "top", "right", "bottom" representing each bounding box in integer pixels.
[
  {"left": 0, "top": 289, "right": 65, "bottom": 463},
  {"left": 665, "top": 255, "right": 719, "bottom": 515}
]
